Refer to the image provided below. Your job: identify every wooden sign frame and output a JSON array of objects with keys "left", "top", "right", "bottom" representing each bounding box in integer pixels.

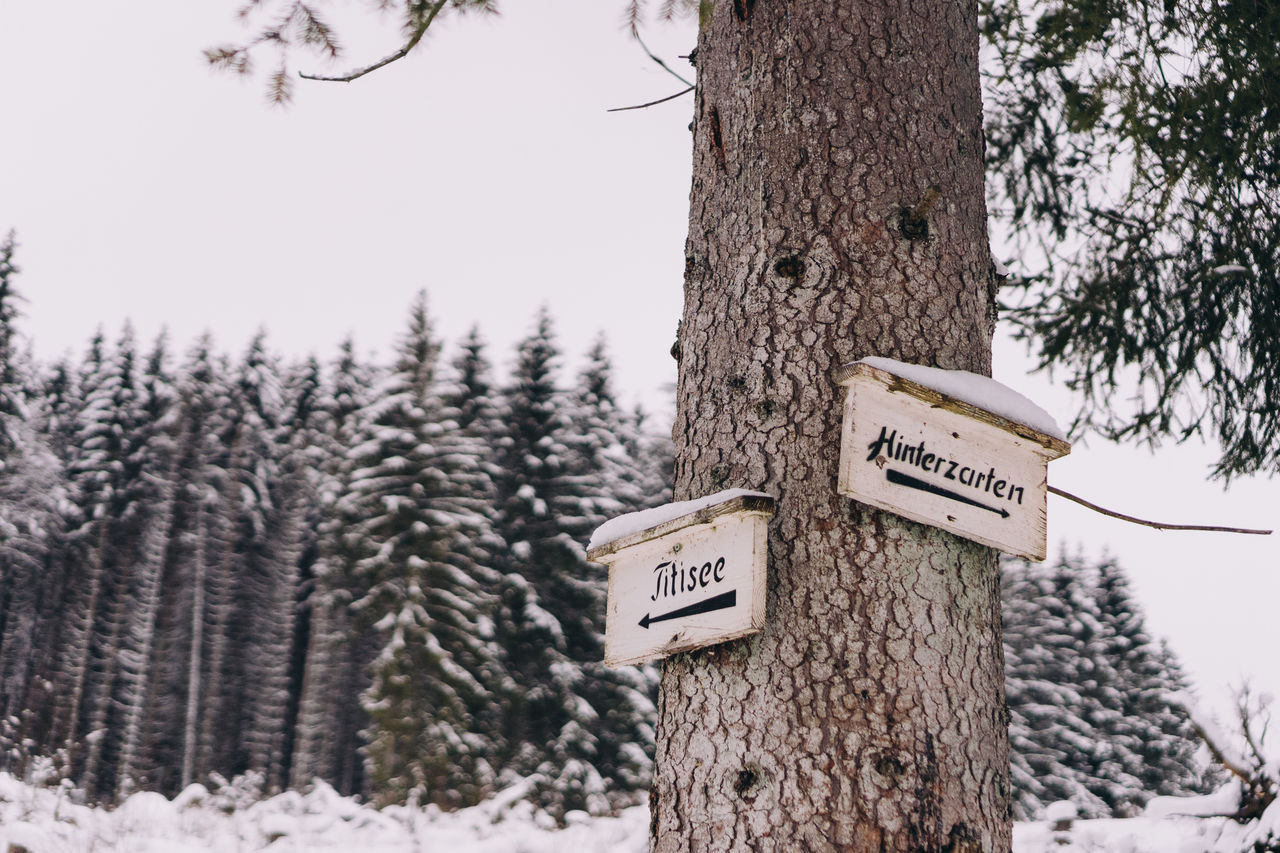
[
  {"left": 835, "top": 361, "right": 1070, "bottom": 560},
  {"left": 587, "top": 494, "right": 776, "bottom": 668}
]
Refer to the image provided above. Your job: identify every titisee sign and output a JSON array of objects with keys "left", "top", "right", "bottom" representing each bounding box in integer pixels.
[
  {"left": 587, "top": 492, "right": 775, "bottom": 667},
  {"left": 836, "top": 361, "right": 1070, "bottom": 560}
]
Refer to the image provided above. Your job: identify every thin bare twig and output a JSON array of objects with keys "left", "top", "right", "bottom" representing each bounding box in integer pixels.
[
  {"left": 1048, "top": 485, "right": 1272, "bottom": 535},
  {"left": 635, "top": 32, "right": 694, "bottom": 88},
  {"left": 608, "top": 85, "right": 694, "bottom": 112},
  {"left": 1239, "top": 689, "right": 1271, "bottom": 767},
  {"left": 299, "top": 0, "right": 447, "bottom": 82}
]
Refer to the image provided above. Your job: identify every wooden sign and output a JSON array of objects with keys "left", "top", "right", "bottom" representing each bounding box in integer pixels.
[
  {"left": 587, "top": 493, "right": 776, "bottom": 668},
  {"left": 835, "top": 361, "right": 1070, "bottom": 561}
]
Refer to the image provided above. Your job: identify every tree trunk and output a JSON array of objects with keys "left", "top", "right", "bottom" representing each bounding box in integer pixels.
[
  {"left": 654, "top": 0, "right": 1009, "bottom": 849},
  {"left": 181, "top": 500, "right": 207, "bottom": 790},
  {"left": 116, "top": 475, "right": 176, "bottom": 798}
]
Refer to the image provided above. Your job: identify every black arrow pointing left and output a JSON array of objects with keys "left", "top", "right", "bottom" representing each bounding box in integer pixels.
[{"left": 639, "top": 589, "right": 737, "bottom": 629}]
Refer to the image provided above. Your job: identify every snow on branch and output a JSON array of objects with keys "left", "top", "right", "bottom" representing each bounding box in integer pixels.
[{"left": 1169, "top": 688, "right": 1278, "bottom": 822}]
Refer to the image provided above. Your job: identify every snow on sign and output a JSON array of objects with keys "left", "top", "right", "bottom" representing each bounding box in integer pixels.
[
  {"left": 835, "top": 359, "right": 1071, "bottom": 561},
  {"left": 586, "top": 490, "right": 776, "bottom": 668}
]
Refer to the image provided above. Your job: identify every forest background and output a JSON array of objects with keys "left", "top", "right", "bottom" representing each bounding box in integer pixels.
[
  {"left": 0, "top": 0, "right": 1275, "bottom": 822},
  {"left": 0, "top": 265, "right": 1220, "bottom": 818}
]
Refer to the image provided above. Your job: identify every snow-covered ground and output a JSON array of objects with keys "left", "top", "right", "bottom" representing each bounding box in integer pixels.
[
  {"left": 2, "top": 772, "right": 1277, "bottom": 853},
  {"left": 0, "top": 773, "right": 647, "bottom": 853}
]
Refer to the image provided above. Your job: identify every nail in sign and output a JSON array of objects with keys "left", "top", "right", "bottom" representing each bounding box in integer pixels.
[
  {"left": 587, "top": 493, "right": 775, "bottom": 667},
  {"left": 836, "top": 361, "right": 1070, "bottom": 561}
]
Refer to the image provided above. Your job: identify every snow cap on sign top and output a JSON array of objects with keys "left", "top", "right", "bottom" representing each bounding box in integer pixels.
[
  {"left": 858, "top": 356, "right": 1066, "bottom": 441},
  {"left": 587, "top": 488, "right": 772, "bottom": 552}
]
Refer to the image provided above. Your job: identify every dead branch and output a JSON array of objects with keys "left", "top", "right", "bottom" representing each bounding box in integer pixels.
[
  {"left": 1048, "top": 485, "right": 1273, "bottom": 535},
  {"left": 1185, "top": 714, "right": 1256, "bottom": 785},
  {"left": 635, "top": 32, "right": 694, "bottom": 88},
  {"left": 608, "top": 85, "right": 694, "bottom": 112}
]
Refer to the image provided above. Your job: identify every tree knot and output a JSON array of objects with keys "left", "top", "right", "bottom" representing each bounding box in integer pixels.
[{"left": 900, "top": 186, "right": 942, "bottom": 240}]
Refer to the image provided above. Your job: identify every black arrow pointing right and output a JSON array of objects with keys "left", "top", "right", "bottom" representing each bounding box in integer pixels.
[
  {"left": 886, "top": 468, "right": 1010, "bottom": 518},
  {"left": 639, "top": 589, "right": 737, "bottom": 629}
]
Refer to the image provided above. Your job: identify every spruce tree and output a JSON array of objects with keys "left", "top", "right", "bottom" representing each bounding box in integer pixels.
[
  {"left": 147, "top": 336, "right": 235, "bottom": 794},
  {"left": 113, "top": 333, "right": 180, "bottom": 798},
  {"left": 217, "top": 333, "right": 300, "bottom": 792},
  {"left": 275, "top": 355, "right": 328, "bottom": 788},
  {"left": 1093, "top": 560, "right": 1208, "bottom": 805},
  {"left": 0, "top": 233, "right": 68, "bottom": 776},
  {"left": 982, "top": 0, "right": 1280, "bottom": 478},
  {"left": 0, "top": 422, "right": 67, "bottom": 776},
  {"left": 31, "top": 358, "right": 80, "bottom": 465},
  {"left": 628, "top": 403, "right": 675, "bottom": 513},
  {"left": 0, "top": 231, "right": 22, "bottom": 447},
  {"left": 1002, "top": 553, "right": 1210, "bottom": 817},
  {"left": 291, "top": 337, "right": 380, "bottom": 795},
  {"left": 562, "top": 337, "right": 657, "bottom": 801},
  {"left": 19, "top": 358, "right": 81, "bottom": 767},
  {"left": 64, "top": 325, "right": 161, "bottom": 798},
  {"left": 446, "top": 327, "right": 497, "bottom": 439},
  {"left": 490, "top": 312, "right": 644, "bottom": 816},
  {"left": 491, "top": 311, "right": 591, "bottom": 809},
  {"left": 345, "top": 293, "right": 503, "bottom": 808},
  {"left": 1003, "top": 554, "right": 1111, "bottom": 817}
]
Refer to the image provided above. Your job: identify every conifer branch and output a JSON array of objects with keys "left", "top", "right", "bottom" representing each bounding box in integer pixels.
[
  {"left": 299, "top": 0, "right": 447, "bottom": 83},
  {"left": 607, "top": 85, "right": 695, "bottom": 113},
  {"left": 1048, "top": 485, "right": 1272, "bottom": 535}
]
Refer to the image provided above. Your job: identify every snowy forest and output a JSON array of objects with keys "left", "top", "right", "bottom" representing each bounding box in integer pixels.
[{"left": 0, "top": 232, "right": 1215, "bottom": 821}]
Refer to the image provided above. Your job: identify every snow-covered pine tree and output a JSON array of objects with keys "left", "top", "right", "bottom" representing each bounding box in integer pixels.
[
  {"left": 113, "top": 333, "right": 181, "bottom": 798},
  {"left": 44, "top": 330, "right": 111, "bottom": 770},
  {"left": 146, "top": 336, "right": 235, "bottom": 794},
  {"left": 291, "top": 337, "right": 381, "bottom": 796},
  {"left": 31, "top": 358, "right": 80, "bottom": 465},
  {"left": 216, "top": 333, "right": 302, "bottom": 793},
  {"left": 346, "top": 293, "right": 503, "bottom": 808},
  {"left": 446, "top": 327, "right": 496, "bottom": 440},
  {"left": 0, "top": 410, "right": 67, "bottom": 778},
  {"left": 275, "top": 355, "right": 329, "bottom": 788},
  {"left": 17, "top": 358, "right": 82, "bottom": 768},
  {"left": 1092, "top": 559, "right": 1209, "bottom": 807},
  {"left": 0, "top": 231, "right": 21, "bottom": 445},
  {"left": 569, "top": 337, "right": 650, "bottom": 522},
  {"left": 0, "top": 233, "right": 69, "bottom": 776},
  {"left": 67, "top": 324, "right": 170, "bottom": 799},
  {"left": 438, "top": 325, "right": 512, "bottom": 763},
  {"left": 1002, "top": 554, "right": 1110, "bottom": 817},
  {"left": 561, "top": 337, "right": 657, "bottom": 802},
  {"left": 490, "top": 310, "right": 596, "bottom": 813},
  {"left": 490, "top": 312, "right": 636, "bottom": 816},
  {"left": 627, "top": 403, "right": 674, "bottom": 514},
  {"left": 1002, "top": 554, "right": 1210, "bottom": 817}
]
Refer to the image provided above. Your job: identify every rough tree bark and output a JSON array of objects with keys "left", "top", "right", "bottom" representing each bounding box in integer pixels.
[{"left": 655, "top": 0, "right": 1009, "bottom": 849}]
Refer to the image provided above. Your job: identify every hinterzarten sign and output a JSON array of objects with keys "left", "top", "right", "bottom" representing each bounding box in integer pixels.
[
  {"left": 587, "top": 492, "right": 776, "bottom": 667},
  {"left": 835, "top": 361, "right": 1070, "bottom": 561}
]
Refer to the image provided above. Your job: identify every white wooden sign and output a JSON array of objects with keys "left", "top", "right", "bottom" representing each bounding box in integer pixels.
[
  {"left": 587, "top": 494, "right": 775, "bottom": 668},
  {"left": 836, "top": 361, "right": 1070, "bottom": 561}
]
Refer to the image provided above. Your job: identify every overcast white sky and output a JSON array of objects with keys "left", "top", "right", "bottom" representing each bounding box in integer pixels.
[{"left": 1, "top": 2, "right": 1275, "bottom": 726}]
